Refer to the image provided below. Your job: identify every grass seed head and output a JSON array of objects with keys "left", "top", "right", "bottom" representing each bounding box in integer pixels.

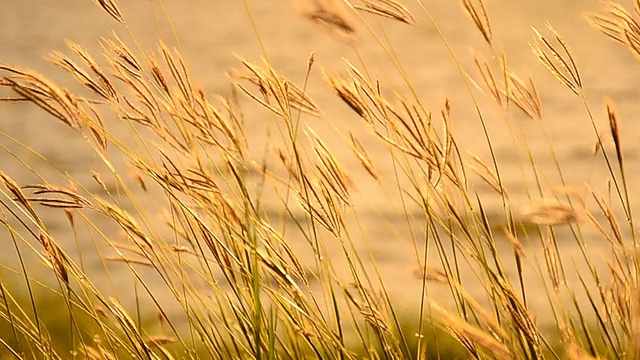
[{"left": 299, "top": 0, "right": 359, "bottom": 42}]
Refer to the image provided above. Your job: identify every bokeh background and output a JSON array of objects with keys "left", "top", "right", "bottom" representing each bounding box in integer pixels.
[{"left": 1, "top": 0, "right": 638, "bottom": 324}]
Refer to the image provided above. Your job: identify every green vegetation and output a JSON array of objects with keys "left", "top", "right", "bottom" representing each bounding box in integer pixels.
[{"left": 0, "top": 0, "right": 639, "bottom": 358}]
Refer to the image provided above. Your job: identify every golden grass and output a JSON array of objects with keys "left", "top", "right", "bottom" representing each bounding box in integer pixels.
[{"left": 0, "top": 0, "right": 639, "bottom": 358}]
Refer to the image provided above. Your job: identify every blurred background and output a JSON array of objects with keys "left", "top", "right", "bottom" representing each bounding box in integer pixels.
[{"left": 1, "top": 0, "right": 638, "bottom": 323}]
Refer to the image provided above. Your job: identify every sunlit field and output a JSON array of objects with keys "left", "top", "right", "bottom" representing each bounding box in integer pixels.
[{"left": 1, "top": 0, "right": 640, "bottom": 358}]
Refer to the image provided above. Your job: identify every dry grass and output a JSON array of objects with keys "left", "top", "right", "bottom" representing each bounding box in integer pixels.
[{"left": 0, "top": 0, "right": 639, "bottom": 358}]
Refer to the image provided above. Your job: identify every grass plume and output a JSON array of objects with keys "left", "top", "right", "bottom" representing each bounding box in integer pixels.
[{"left": 0, "top": 0, "right": 639, "bottom": 358}]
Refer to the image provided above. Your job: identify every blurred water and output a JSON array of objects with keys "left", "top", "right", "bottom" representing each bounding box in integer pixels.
[{"left": 1, "top": 0, "right": 639, "bottom": 323}]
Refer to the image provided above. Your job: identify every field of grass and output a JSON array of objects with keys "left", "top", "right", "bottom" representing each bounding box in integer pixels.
[{"left": 1, "top": 0, "right": 639, "bottom": 358}]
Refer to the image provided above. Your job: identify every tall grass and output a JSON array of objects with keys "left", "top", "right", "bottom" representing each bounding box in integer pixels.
[{"left": 0, "top": 0, "right": 638, "bottom": 358}]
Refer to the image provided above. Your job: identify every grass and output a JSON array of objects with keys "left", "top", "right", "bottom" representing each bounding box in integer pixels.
[{"left": 0, "top": 0, "right": 639, "bottom": 358}]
